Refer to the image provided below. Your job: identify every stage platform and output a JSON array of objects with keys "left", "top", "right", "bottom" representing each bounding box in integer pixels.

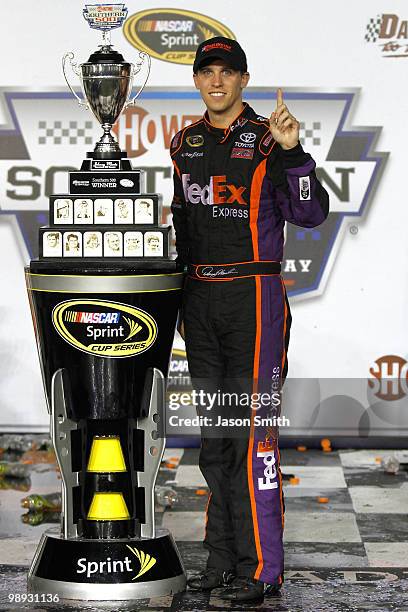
[{"left": 0, "top": 439, "right": 407, "bottom": 611}]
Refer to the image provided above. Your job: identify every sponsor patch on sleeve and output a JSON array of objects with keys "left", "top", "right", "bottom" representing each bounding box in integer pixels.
[
  {"left": 170, "top": 131, "right": 182, "bottom": 151},
  {"left": 259, "top": 130, "right": 275, "bottom": 155},
  {"left": 299, "top": 176, "right": 311, "bottom": 200},
  {"left": 231, "top": 147, "right": 254, "bottom": 160}
]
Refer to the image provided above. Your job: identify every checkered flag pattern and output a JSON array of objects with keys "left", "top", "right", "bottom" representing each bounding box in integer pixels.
[
  {"left": 299, "top": 122, "right": 321, "bottom": 147},
  {"left": 38, "top": 121, "right": 94, "bottom": 145},
  {"left": 1, "top": 445, "right": 408, "bottom": 609},
  {"left": 156, "top": 447, "right": 408, "bottom": 575},
  {"left": 365, "top": 15, "right": 382, "bottom": 43}
]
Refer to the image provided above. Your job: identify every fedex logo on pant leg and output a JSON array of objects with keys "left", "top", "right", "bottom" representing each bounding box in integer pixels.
[
  {"left": 182, "top": 174, "right": 246, "bottom": 205},
  {"left": 257, "top": 444, "right": 278, "bottom": 490}
]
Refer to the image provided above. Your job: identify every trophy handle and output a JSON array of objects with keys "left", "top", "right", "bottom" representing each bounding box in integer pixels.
[
  {"left": 124, "top": 52, "right": 151, "bottom": 108},
  {"left": 62, "top": 52, "right": 88, "bottom": 108}
]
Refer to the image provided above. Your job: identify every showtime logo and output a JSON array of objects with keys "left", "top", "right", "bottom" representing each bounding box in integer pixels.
[
  {"left": 112, "top": 106, "right": 201, "bottom": 157},
  {"left": 368, "top": 355, "right": 408, "bottom": 401}
]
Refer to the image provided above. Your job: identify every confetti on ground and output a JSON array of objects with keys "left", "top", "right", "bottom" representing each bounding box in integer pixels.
[{"left": 321, "top": 438, "right": 332, "bottom": 452}]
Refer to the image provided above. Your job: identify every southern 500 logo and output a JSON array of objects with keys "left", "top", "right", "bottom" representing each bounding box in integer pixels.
[
  {"left": 52, "top": 299, "right": 157, "bottom": 358},
  {"left": 0, "top": 88, "right": 388, "bottom": 300}
]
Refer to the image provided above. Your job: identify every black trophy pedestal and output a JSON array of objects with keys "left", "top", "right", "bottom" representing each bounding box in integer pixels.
[
  {"left": 25, "top": 262, "right": 185, "bottom": 600},
  {"left": 29, "top": 528, "right": 185, "bottom": 600},
  {"left": 30, "top": 259, "right": 178, "bottom": 273}
]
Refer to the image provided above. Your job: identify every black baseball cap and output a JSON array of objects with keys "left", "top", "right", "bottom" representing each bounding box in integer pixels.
[{"left": 193, "top": 37, "right": 247, "bottom": 73}]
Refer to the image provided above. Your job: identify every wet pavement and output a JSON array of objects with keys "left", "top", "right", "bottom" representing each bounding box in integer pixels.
[{"left": 0, "top": 440, "right": 407, "bottom": 611}]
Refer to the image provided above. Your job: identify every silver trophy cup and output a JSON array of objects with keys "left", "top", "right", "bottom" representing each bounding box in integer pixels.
[{"left": 63, "top": 37, "right": 150, "bottom": 157}]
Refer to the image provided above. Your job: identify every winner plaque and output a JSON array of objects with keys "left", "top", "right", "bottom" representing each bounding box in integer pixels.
[{"left": 25, "top": 3, "right": 185, "bottom": 601}]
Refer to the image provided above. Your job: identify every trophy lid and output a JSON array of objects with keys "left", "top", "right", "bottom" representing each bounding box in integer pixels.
[{"left": 86, "top": 44, "right": 127, "bottom": 64}]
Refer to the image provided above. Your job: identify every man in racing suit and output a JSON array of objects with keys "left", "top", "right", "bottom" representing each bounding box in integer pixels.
[{"left": 171, "top": 37, "right": 329, "bottom": 603}]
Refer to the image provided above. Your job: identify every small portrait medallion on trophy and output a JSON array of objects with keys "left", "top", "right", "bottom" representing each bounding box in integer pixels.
[
  {"left": 124, "top": 231, "right": 143, "bottom": 256},
  {"left": 84, "top": 231, "right": 103, "bottom": 257},
  {"left": 43, "top": 231, "right": 62, "bottom": 257},
  {"left": 144, "top": 231, "right": 163, "bottom": 257},
  {"left": 74, "top": 198, "right": 93, "bottom": 224},
  {"left": 114, "top": 198, "right": 134, "bottom": 224},
  {"left": 94, "top": 199, "right": 114, "bottom": 224},
  {"left": 104, "top": 231, "right": 123, "bottom": 257},
  {"left": 54, "top": 199, "right": 73, "bottom": 224},
  {"left": 64, "top": 232, "right": 82, "bottom": 257},
  {"left": 135, "top": 198, "right": 154, "bottom": 224}
]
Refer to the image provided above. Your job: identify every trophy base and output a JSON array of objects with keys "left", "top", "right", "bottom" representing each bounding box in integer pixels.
[
  {"left": 69, "top": 168, "right": 143, "bottom": 193},
  {"left": 28, "top": 527, "right": 186, "bottom": 601}
]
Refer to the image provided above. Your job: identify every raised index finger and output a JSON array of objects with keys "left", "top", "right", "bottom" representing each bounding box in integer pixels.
[{"left": 276, "top": 88, "right": 284, "bottom": 108}]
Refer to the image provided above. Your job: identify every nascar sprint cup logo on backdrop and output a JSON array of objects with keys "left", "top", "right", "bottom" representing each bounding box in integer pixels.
[
  {"left": 123, "top": 9, "right": 235, "bottom": 64},
  {"left": 52, "top": 299, "right": 158, "bottom": 357},
  {"left": 0, "top": 87, "right": 387, "bottom": 300}
]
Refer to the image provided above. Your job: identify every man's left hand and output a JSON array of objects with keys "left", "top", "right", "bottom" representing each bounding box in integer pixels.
[{"left": 269, "top": 88, "right": 300, "bottom": 150}]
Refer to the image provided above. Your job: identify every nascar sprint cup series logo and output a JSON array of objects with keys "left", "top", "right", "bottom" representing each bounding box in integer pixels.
[
  {"left": 123, "top": 8, "right": 234, "bottom": 64},
  {"left": 52, "top": 299, "right": 157, "bottom": 358}
]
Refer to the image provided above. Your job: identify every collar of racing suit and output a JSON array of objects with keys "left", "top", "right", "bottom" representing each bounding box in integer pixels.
[{"left": 202, "top": 102, "right": 251, "bottom": 143}]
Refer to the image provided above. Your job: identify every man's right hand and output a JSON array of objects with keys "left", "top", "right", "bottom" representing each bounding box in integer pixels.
[{"left": 269, "top": 88, "right": 300, "bottom": 150}]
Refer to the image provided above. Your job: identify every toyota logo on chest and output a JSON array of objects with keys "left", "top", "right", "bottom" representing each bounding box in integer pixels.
[{"left": 240, "top": 132, "right": 256, "bottom": 143}]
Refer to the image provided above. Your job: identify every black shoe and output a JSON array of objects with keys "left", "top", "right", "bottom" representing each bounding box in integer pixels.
[
  {"left": 187, "top": 567, "right": 236, "bottom": 591},
  {"left": 220, "top": 575, "right": 281, "bottom": 603}
]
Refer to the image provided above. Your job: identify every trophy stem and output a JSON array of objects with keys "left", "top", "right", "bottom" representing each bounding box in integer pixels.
[
  {"left": 102, "top": 122, "right": 112, "bottom": 137},
  {"left": 94, "top": 123, "right": 121, "bottom": 156},
  {"left": 102, "top": 30, "right": 111, "bottom": 47}
]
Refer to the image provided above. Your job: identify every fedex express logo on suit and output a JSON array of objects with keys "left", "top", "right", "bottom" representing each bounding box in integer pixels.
[{"left": 182, "top": 173, "right": 248, "bottom": 219}]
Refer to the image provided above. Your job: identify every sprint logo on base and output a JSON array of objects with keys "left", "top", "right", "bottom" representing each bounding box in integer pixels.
[{"left": 76, "top": 548, "right": 157, "bottom": 581}]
